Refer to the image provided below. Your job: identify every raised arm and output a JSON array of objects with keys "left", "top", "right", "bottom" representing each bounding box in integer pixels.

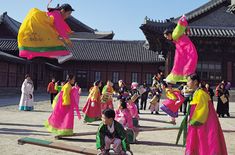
[{"left": 172, "top": 15, "right": 188, "bottom": 41}]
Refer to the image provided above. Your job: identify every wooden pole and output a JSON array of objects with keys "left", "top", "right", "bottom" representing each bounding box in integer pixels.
[{"left": 18, "top": 137, "right": 98, "bottom": 155}]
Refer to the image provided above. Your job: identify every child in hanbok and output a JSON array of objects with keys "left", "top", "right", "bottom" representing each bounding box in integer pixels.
[
  {"left": 52, "top": 81, "right": 65, "bottom": 109},
  {"left": 18, "top": 3, "right": 75, "bottom": 64},
  {"left": 164, "top": 15, "right": 198, "bottom": 83},
  {"left": 178, "top": 74, "right": 227, "bottom": 154},
  {"left": 160, "top": 81, "right": 184, "bottom": 124},
  {"left": 55, "top": 81, "right": 65, "bottom": 93},
  {"left": 19, "top": 74, "right": 34, "bottom": 111},
  {"left": 126, "top": 97, "right": 139, "bottom": 127},
  {"left": 96, "top": 109, "right": 129, "bottom": 155},
  {"left": 101, "top": 81, "right": 115, "bottom": 111},
  {"left": 82, "top": 81, "right": 102, "bottom": 123},
  {"left": 115, "top": 99, "right": 133, "bottom": 129},
  {"left": 45, "top": 74, "right": 81, "bottom": 136},
  {"left": 115, "top": 98, "right": 140, "bottom": 144}
]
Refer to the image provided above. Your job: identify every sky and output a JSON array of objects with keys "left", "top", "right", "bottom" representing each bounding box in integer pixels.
[{"left": 0, "top": 0, "right": 209, "bottom": 40}]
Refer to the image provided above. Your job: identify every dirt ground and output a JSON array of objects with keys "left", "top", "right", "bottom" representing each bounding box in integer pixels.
[{"left": 0, "top": 94, "right": 234, "bottom": 155}]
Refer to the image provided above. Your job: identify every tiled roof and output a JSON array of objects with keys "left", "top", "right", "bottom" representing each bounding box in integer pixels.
[
  {"left": 0, "top": 12, "right": 114, "bottom": 39},
  {"left": 141, "top": 0, "right": 235, "bottom": 38},
  {"left": 66, "top": 16, "right": 114, "bottom": 39},
  {"left": 0, "top": 50, "right": 26, "bottom": 63},
  {"left": 189, "top": 26, "right": 235, "bottom": 37},
  {"left": 67, "top": 39, "right": 164, "bottom": 63},
  {"left": 70, "top": 31, "right": 114, "bottom": 40},
  {"left": 45, "top": 62, "right": 63, "bottom": 70},
  {"left": 66, "top": 16, "right": 95, "bottom": 33},
  {"left": 227, "top": 4, "right": 235, "bottom": 14},
  {"left": 0, "top": 39, "right": 18, "bottom": 51},
  {"left": 141, "top": 23, "right": 235, "bottom": 38},
  {"left": 174, "top": 0, "right": 228, "bottom": 22},
  {"left": 0, "top": 12, "right": 21, "bottom": 38},
  {"left": 0, "top": 39, "right": 165, "bottom": 63}
]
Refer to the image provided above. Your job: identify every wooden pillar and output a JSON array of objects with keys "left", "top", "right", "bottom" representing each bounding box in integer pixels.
[
  {"left": 16, "top": 63, "right": 18, "bottom": 87},
  {"left": 141, "top": 64, "right": 143, "bottom": 84},
  {"left": 7, "top": 63, "right": 9, "bottom": 87},
  {"left": 88, "top": 62, "right": 90, "bottom": 89},
  {"left": 227, "top": 61, "right": 232, "bottom": 82},
  {"left": 106, "top": 62, "right": 108, "bottom": 82},
  {"left": 165, "top": 52, "right": 170, "bottom": 76},
  {"left": 124, "top": 63, "right": 127, "bottom": 83}
]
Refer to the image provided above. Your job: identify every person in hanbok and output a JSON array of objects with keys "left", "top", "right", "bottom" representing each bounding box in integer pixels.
[
  {"left": 160, "top": 81, "right": 184, "bottom": 124},
  {"left": 181, "top": 84, "right": 193, "bottom": 115},
  {"left": 117, "top": 80, "right": 129, "bottom": 99},
  {"left": 18, "top": 3, "right": 75, "bottom": 64},
  {"left": 55, "top": 81, "right": 65, "bottom": 93},
  {"left": 126, "top": 97, "right": 139, "bottom": 127},
  {"left": 164, "top": 15, "right": 198, "bottom": 83},
  {"left": 45, "top": 74, "right": 81, "bottom": 136},
  {"left": 82, "top": 80, "right": 102, "bottom": 123},
  {"left": 74, "top": 82, "right": 82, "bottom": 94},
  {"left": 115, "top": 99, "right": 133, "bottom": 129},
  {"left": 19, "top": 74, "right": 34, "bottom": 111},
  {"left": 150, "top": 73, "right": 162, "bottom": 114},
  {"left": 96, "top": 109, "right": 129, "bottom": 155},
  {"left": 101, "top": 81, "right": 115, "bottom": 111},
  {"left": 115, "top": 98, "right": 139, "bottom": 144},
  {"left": 52, "top": 81, "right": 65, "bottom": 109},
  {"left": 130, "top": 82, "right": 140, "bottom": 114},
  {"left": 184, "top": 73, "right": 227, "bottom": 155}
]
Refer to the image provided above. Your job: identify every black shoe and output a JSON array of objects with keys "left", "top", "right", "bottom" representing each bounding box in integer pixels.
[
  {"left": 151, "top": 112, "right": 153, "bottom": 114},
  {"left": 155, "top": 112, "right": 159, "bottom": 115},
  {"left": 221, "top": 114, "right": 225, "bottom": 118},
  {"left": 227, "top": 113, "right": 230, "bottom": 117}
]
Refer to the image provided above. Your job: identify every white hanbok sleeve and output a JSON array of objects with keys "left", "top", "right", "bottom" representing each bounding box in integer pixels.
[{"left": 21, "top": 81, "right": 28, "bottom": 94}]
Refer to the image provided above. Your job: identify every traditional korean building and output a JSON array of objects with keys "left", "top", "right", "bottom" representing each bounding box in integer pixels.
[
  {"left": 60, "top": 39, "right": 164, "bottom": 88},
  {"left": 140, "top": 0, "right": 235, "bottom": 86},
  {"left": 0, "top": 12, "right": 164, "bottom": 90}
]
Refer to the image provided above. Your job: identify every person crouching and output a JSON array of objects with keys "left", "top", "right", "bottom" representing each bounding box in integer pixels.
[{"left": 96, "top": 109, "right": 129, "bottom": 155}]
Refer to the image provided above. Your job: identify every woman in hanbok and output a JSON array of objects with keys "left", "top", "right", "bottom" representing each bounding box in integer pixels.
[
  {"left": 101, "top": 81, "right": 115, "bottom": 111},
  {"left": 184, "top": 73, "right": 227, "bottom": 155},
  {"left": 18, "top": 3, "right": 75, "bottom": 64},
  {"left": 19, "top": 74, "right": 34, "bottom": 111},
  {"left": 164, "top": 15, "right": 198, "bottom": 83},
  {"left": 82, "top": 81, "right": 102, "bottom": 123},
  {"left": 130, "top": 82, "right": 140, "bottom": 114},
  {"left": 160, "top": 81, "right": 184, "bottom": 124},
  {"left": 117, "top": 80, "right": 129, "bottom": 99},
  {"left": 45, "top": 74, "right": 81, "bottom": 136}
]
